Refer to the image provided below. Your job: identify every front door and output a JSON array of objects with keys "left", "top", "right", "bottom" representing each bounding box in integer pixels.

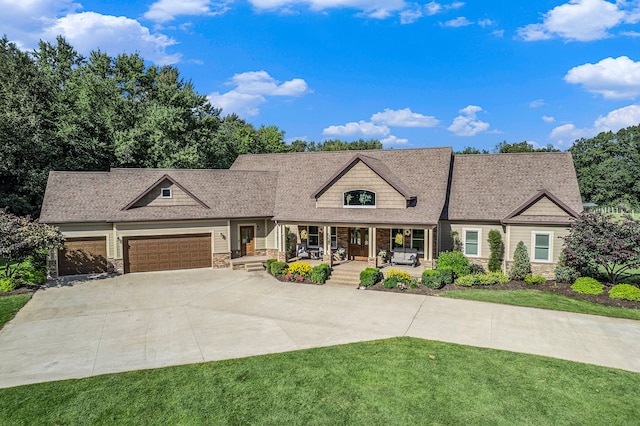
[
  {"left": 240, "top": 226, "right": 255, "bottom": 256},
  {"left": 349, "top": 227, "right": 369, "bottom": 260}
]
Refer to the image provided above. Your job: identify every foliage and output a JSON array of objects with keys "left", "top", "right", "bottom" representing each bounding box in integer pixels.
[
  {"left": 509, "top": 241, "right": 531, "bottom": 281},
  {"left": 554, "top": 266, "right": 578, "bottom": 284},
  {"left": 562, "top": 211, "right": 640, "bottom": 284},
  {"left": 0, "top": 278, "right": 17, "bottom": 292},
  {"left": 383, "top": 276, "right": 398, "bottom": 289},
  {"left": 265, "top": 259, "right": 277, "bottom": 274},
  {"left": 455, "top": 272, "right": 510, "bottom": 287},
  {"left": 438, "top": 268, "right": 454, "bottom": 285},
  {"left": 19, "top": 269, "right": 47, "bottom": 285},
  {"left": 487, "top": 229, "right": 503, "bottom": 272},
  {"left": 436, "top": 251, "right": 471, "bottom": 278},
  {"left": 454, "top": 146, "right": 489, "bottom": 154},
  {"left": 287, "top": 261, "right": 312, "bottom": 278},
  {"left": 311, "top": 263, "right": 331, "bottom": 284},
  {"left": 359, "top": 268, "right": 382, "bottom": 287},
  {"left": 469, "top": 263, "right": 485, "bottom": 274},
  {"left": 608, "top": 284, "right": 640, "bottom": 302},
  {"left": 524, "top": 274, "right": 547, "bottom": 285},
  {"left": 0, "top": 209, "right": 64, "bottom": 278},
  {"left": 285, "top": 228, "right": 297, "bottom": 260},
  {"left": 421, "top": 269, "right": 445, "bottom": 289},
  {"left": 494, "top": 140, "right": 559, "bottom": 153},
  {"left": 385, "top": 269, "right": 411, "bottom": 283},
  {"left": 450, "top": 230, "right": 462, "bottom": 252},
  {"left": 571, "top": 277, "right": 605, "bottom": 295},
  {"left": 270, "top": 261, "right": 288, "bottom": 277}
]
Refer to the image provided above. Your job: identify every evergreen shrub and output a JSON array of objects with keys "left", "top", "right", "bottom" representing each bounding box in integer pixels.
[{"left": 571, "top": 277, "right": 604, "bottom": 295}]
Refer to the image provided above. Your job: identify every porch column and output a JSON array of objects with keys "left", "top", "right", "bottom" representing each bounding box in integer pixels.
[
  {"left": 368, "top": 226, "right": 376, "bottom": 267},
  {"left": 278, "top": 223, "right": 287, "bottom": 262},
  {"left": 322, "top": 225, "right": 332, "bottom": 265},
  {"left": 428, "top": 227, "right": 433, "bottom": 262}
]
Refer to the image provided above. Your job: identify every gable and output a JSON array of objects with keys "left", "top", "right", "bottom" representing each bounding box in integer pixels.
[
  {"left": 122, "top": 175, "right": 209, "bottom": 211},
  {"left": 316, "top": 161, "right": 407, "bottom": 209},
  {"left": 502, "top": 189, "right": 580, "bottom": 225},
  {"left": 517, "top": 196, "right": 569, "bottom": 217}
]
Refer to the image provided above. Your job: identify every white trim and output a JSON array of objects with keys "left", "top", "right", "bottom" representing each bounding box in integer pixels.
[
  {"left": 410, "top": 228, "right": 425, "bottom": 254},
  {"left": 343, "top": 189, "right": 377, "bottom": 208},
  {"left": 531, "top": 231, "right": 553, "bottom": 262},
  {"left": 160, "top": 187, "right": 172, "bottom": 198},
  {"left": 463, "top": 228, "right": 481, "bottom": 257}
]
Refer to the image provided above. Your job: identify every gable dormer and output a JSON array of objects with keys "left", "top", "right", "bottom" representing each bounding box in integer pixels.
[
  {"left": 502, "top": 189, "right": 579, "bottom": 224},
  {"left": 122, "top": 174, "right": 209, "bottom": 210},
  {"left": 311, "top": 154, "right": 416, "bottom": 209}
]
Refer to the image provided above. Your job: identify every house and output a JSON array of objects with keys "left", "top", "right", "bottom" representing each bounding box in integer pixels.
[{"left": 39, "top": 147, "right": 583, "bottom": 278}]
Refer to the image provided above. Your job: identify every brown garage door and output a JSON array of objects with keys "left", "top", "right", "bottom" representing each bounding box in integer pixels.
[
  {"left": 124, "top": 234, "right": 212, "bottom": 273},
  {"left": 58, "top": 237, "right": 108, "bottom": 276}
]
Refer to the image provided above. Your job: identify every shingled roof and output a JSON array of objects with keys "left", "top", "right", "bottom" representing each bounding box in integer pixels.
[
  {"left": 231, "top": 147, "right": 453, "bottom": 226},
  {"left": 444, "top": 152, "right": 583, "bottom": 223},
  {"left": 39, "top": 168, "right": 277, "bottom": 223}
]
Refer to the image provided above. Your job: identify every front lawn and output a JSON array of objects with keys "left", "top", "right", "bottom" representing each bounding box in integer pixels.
[
  {"left": 440, "top": 289, "right": 640, "bottom": 320},
  {"left": 0, "top": 294, "right": 31, "bottom": 329},
  {"left": 0, "top": 337, "right": 638, "bottom": 424}
]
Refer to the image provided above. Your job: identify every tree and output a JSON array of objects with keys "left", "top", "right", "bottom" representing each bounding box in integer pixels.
[
  {"left": 454, "top": 146, "right": 489, "bottom": 154},
  {"left": 494, "top": 140, "right": 560, "bottom": 153},
  {"left": 0, "top": 209, "right": 65, "bottom": 278},
  {"left": 562, "top": 211, "right": 640, "bottom": 284},
  {"left": 487, "top": 229, "right": 503, "bottom": 272},
  {"left": 509, "top": 241, "right": 531, "bottom": 280}
]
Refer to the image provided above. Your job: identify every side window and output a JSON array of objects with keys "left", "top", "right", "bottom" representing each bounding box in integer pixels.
[
  {"left": 411, "top": 229, "right": 424, "bottom": 253},
  {"left": 533, "top": 233, "right": 551, "bottom": 262},
  {"left": 464, "top": 230, "right": 479, "bottom": 257}
]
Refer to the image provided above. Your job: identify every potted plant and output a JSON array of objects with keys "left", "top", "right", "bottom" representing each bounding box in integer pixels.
[
  {"left": 336, "top": 247, "right": 346, "bottom": 260},
  {"left": 378, "top": 250, "right": 388, "bottom": 265}
]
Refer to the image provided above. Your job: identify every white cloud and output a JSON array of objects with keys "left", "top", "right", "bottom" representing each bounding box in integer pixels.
[
  {"left": 248, "top": 0, "right": 406, "bottom": 19},
  {"left": 448, "top": 105, "right": 490, "bottom": 136},
  {"left": 442, "top": 16, "right": 472, "bottom": 27},
  {"left": 144, "top": 0, "right": 229, "bottom": 23},
  {"left": 478, "top": 18, "right": 494, "bottom": 27},
  {"left": 565, "top": 56, "right": 640, "bottom": 99},
  {"left": 381, "top": 135, "right": 409, "bottom": 145},
  {"left": 322, "top": 120, "right": 391, "bottom": 137},
  {"left": 542, "top": 115, "right": 556, "bottom": 123},
  {"left": 529, "top": 99, "right": 545, "bottom": 108},
  {"left": 549, "top": 104, "right": 640, "bottom": 145},
  {"left": 517, "top": 0, "right": 625, "bottom": 42},
  {"left": 491, "top": 29, "right": 504, "bottom": 37},
  {"left": 399, "top": 1, "right": 462, "bottom": 24},
  {"left": 370, "top": 108, "right": 439, "bottom": 127},
  {"left": 208, "top": 71, "right": 311, "bottom": 117}
]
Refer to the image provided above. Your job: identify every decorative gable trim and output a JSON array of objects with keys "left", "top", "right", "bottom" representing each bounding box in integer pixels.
[
  {"left": 121, "top": 174, "right": 210, "bottom": 210},
  {"left": 310, "top": 154, "right": 417, "bottom": 201},
  {"left": 501, "top": 189, "right": 579, "bottom": 224}
]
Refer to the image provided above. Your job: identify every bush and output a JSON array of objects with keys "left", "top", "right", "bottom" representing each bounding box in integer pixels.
[
  {"left": 454, "top": 274, "right": 478, "bottom": 287},
  {"left": 554, "top": 266, "right": 578, "bottom": 284},
  {"left": 439, "top": 269, "right": 454, "bottom": 285},
  {"left": 509, "top": 241, "right": 531, "bottom": 281},
  {"left": 265, "top": 259, "right": 277, "bottom": 275},
  {"left": 609, "top": 284, "right": 640, "bottom": 301},
  {"left": 385, "top": 269, "right": 412, "bottom": 283},
  {"left": 360, "top": 268, "right": 382, "bottom": 287},
  {"left": 436, "top": 251, "right": 471, "bottom": 278},
  {"left": 469, "top": 263, "right": 485, "bottom": 274},
  {"left": 270, "top": 261, "right": 288, "bottom": 276},
  {"left": 19, "top": 270, "right": 47, "bottom": 285},
  {"left": 0, "top": 278, "right": 17, "bottom": 292},
  {"left": 487, "top": 229, "right": 503, "bottom": 272},
  {"left": 311, "top": 263, "right": 331, "bottom": 284},
  {"left": 287, "top": 261, "right": 312, "bottom": 278},
  {"left": 571, "top": 277, "right": 604, "bottom": 295},
  {"left": 383, "top": 276, "right": 398, "bottom": 289},
  {"left": 524, "top": 274, "right": 546, "bottom": 285},
  {"left": 455, "top": 272, "right": 510, "bottom": 287},
  {"left": 422, "top": 269, "right": 445, "bottom": 289}
]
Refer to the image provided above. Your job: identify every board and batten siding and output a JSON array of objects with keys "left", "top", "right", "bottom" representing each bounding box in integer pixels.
[
  {"left": 507, "top": 225, "right": 570, "bottom": 263},
  {"left": 316, "top": 161, "right": 406, "bottom": 209}
]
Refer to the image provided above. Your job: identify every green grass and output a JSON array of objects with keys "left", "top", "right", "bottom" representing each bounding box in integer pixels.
[
  {"left": 440, "top": 290, "right": 640, "bottom": 320},
  {"left": 0, "top": 294, "right": 31, "bottom": 329},
  {"left": 0, "top": 338, "right": 638, "bottom": 424}
]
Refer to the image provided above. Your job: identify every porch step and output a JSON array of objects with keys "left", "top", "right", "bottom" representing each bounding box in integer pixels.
[
  {"left": 245, "top": 262, "right": 265, "bottom": 272},
  {"left": 326, "top": 268, "right": 361, "bottom": 287}
]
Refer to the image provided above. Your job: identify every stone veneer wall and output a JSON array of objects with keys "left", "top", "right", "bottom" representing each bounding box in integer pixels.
[
  {"left": 111, "top": 259, "right": 124, "bottom": 274},
  {"left": 337, "top": 227, "right": 350, "bottom": 253},
  {"left": 376, "top": 229, "right": 390, "bottom": 253},
  {"left": 254, "top": 249, "right": 267, "bottom": 256},
  {"left": 212, "top": 253, "right": 231, "bottom": 269},
  {"left": 266, "top": 249, "right": 278, "bottom": 259},
  {"left": 47, "top": 259, "right": 58, "bottom": 279},
  {"left": 505, "top": 261, "right": 556, "bottom": 279}
]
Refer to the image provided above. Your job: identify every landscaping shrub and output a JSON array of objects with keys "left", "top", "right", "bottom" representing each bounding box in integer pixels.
[
  {"left": 439, "top": 268, "right": 454, "bottom": 285},
  {"left": 19, "top": 269, "right": 47, "bottom": 285},
  {"left": 469, "top": 263, "right": 485, "bottom": 274},
  {"left": 383, "top": 276, "right": 398, "bottom": 289},
  {"left": 287, "top": 261, "right": 312, "bottom": 278},
  {"left": 487, "top": 229, "right": 503, "bottom": 272},
  {"left": 265, "top": 259, "right": 277, "bottom": 274},
  {"left": 436, "top": 251, "right": 471, "bottom": 278},
  {"left": 608, "top": 284, "right": 640, "bottom": 302},
  {"left": 571, "top": 277, "right": 604, "bottom": 295},
  {"left": 311, "top": 263, "right": 331, "bottom": 284},
  {"left": 509, "top": 241, "right": 531, "bottom": 281},
  {"left": 0, "top": 278, "right": 17, "bottom": 292},
  {"left": 455, "top": 272, "right": 509, "bottom": 287},
  {"left": 360, "top": 268, "right": 382, "bottom": 287},
  {"left": 554, "top": 266, "right": 578, "bottom": 284},
  {"left": 270, "top": 261, "right": 288, "bottom": 276},
  {"left": 524, "top": 274, "right": 546, "bottom": 285},
  {"left": 385, "top": 269, "right": 412, "bottom": 283},
  {"left": 454, "top": 274, "right": 477, "bottom": 287},
  {"left": 422, "top": 269, "right": 445, "bottom": 289}
]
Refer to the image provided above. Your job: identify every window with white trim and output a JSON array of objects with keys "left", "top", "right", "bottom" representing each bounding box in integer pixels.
[
  {"left": 160, "top": 187, "right": 172, "bottom": 198},
  {"left": 464, "top": 229, "right": 480, "bottom": 257},
  {"left": 343, "top": 190, "right": 376, "bottom": 208},
  {"left": 533, "top": 232, "right": 551, "bottom": 262},
  {"left": 411, "top": 229, "right": 424, "bottom": 253},
  {"left": 308, "top": 226, "right": 320, "bottom": 247}
]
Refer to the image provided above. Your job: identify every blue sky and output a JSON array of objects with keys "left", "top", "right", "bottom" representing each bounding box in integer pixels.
[{"left": 1, "top": 0, "right": 640, "bottom": 151}]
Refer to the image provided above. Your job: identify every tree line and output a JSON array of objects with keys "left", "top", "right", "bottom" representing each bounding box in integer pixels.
[{"left": 0, "top": 36, "right": 381, "bottom": 217}]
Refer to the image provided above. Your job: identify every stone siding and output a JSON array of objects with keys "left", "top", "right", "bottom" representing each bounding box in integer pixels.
[
  {"left": 505, "top": 261, "right": 556, "bottom": 279},
  {"left": 266, "top": 249, "right": 278, "bottom": 259},
  {"left": 213, "top": 253, "right": 231, "bottom": 269}
]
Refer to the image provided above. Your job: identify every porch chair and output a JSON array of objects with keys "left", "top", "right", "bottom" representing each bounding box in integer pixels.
[{"left": 297, "top": 243, "right": 310, "bottom": 259}]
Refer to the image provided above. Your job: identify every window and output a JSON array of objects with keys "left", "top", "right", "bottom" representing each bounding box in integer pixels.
[
  {"left": 411, "top": 229, "right": 425, "bottom": 253},
  {"left": 308, "top": 226, "right": 320, "bottom": 247},
  {"left": 343, "top": 190, "right": 376, "bottom": 208},
  {"left": 160, "top": 187, "right": 172, "bottom": 198},
  {"left": 331, "top": 227, "right": 337, "bottom": 249},
  {"left": 391, "top": 228, "right": 404, "bottom": 250},
  {"left": 533, "top": 233, "right": 551, "bottom": 262},
  {"left": 464, "top": 230, "right": 480, "bottom": 257}
]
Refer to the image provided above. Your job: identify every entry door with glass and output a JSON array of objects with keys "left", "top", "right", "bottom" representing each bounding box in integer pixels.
[
  {"left": 349, "top": 227, "right": 369, "bottom": 260},
  {"left": 240, "top": 226, "right": 255, "bottom": 256}
]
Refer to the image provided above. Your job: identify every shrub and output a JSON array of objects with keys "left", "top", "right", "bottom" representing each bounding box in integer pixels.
[
  {"left": 360, "top": 268, "right": 382, "bottom": 287},
  {"left": 409, "top": 278, "right": 419, "bottom": 289},
  {"left": 524, "top": 274, "right": 546, "bottom": 285},
  {"left": 439, "top": 269, "right": 454, "bottom": 285},
  {"left": 287, "top": 261, "right": 312, "bottom": 278},
  {"left": 487, "top": 229, "right": 503, "bottom": 272},
  {"left": 436, "top": 251, "right": 471, "bottom": 278},
  {"left": 455, "top": 272, "right": 509, "bottom": 287},
  {"left": 385, "top": 268, "right": 412, "bottom": 283},
  {"left": 383, "top": 276, "right": 398, "bottom": 289},
  {"left": 571, "top": 277, "right": 604, "bottom": 295},
  {"left": 454, "top": 274, "right": 478, "bottom": 287},
  {"left": 311, "top": 263, "right": 331, "bottom": 284},
  {"left": 265, "top": 259, "right": 277, "bottom": 274},
  {"left": 609, "top": 284, "right": 640, "bottom": 301},
  {"left": 554, "top": 266, "right": 578, "bottom": 284},
  {"left": 509, "top": 241, "right": 531, "bottom": 281},
  {"left": 19, "top": 270, "right": 47, "bottom": 285},
  {"left": 469, "top": 263, "right": 485, "bottom": 274},
  {"left": 270, "top": 261, "right": 288, "bottom": 276},
  {"left": 0, "top": 277, "right": 17, "bottom": 292},
  {"left": 422, "top": 269, "right": 445, "bottom": 289}
]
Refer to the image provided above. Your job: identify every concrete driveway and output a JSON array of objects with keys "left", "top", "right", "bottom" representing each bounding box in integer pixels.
[{"left": 1, "top": 268, "right": 639, "bottom": 388}]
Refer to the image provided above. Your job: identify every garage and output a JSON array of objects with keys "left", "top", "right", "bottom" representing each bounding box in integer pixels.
[
  {"left": 124, "top": 234, "right": 212, "bottom": 273},
  {"left": 58, "top": 237, "right": 108, "bottom": 276}
]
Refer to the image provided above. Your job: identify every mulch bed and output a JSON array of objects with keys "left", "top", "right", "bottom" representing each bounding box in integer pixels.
[
  {"left": 0, "top": 284, "right": 40, "bottom": 297},
  {"left": 367, "top": 280, "right": 640, "bottom": 310}
]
